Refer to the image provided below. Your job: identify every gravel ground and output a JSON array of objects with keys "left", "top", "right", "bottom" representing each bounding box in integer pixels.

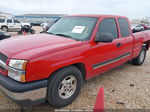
[{"left": 0, "top": 27, "right": 150, "bottom": 111}]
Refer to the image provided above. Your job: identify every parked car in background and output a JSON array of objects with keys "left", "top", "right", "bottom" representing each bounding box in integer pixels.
[
  {"left": 140, "top": 24, "right": 149, "bottom": 30},
  {"left": 0, "top": 18, "right": 31, "bottom": 32},
  {"left": 18, "top": 25, "right": 35, "bottom": 34},
  {"left": 147, "top": 24, "right": 150, "bottom": 29},
  {"left": 132, "top": 24, "right": 144, "bottom": 33},
  {"left": 41, "top": 18, "right": 60, "bottom": 33},
  {"left": 0, "top": 30, "right": 10, "bottom": 40}
]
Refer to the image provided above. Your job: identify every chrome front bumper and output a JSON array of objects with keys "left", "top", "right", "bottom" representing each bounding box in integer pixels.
[
  {"left": 0, "top": 73, "right": 48, "bottom": 105},
  {"left": 0, "top": 85, "right": 47, "bottom": 104}
]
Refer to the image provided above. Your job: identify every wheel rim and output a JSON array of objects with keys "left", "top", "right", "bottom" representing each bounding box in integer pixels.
[
  {"left": 58, "top": 76, "right": 77, "bottom": 99},
  {"left": 139, "top": 51, "right": 145, "bottom": 62},
  {"left": 2, "top": 27, "right": 7, "bottom": 32}
]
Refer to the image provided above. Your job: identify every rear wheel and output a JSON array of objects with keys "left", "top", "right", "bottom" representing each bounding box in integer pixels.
[
  {"left": 1, "top": 26, "right": 8, "bottom": 32},
  {"left": 47, "top": 66, "right": 83, "bottom": 107},
  {"left": 132, "top": 47, "right": 147, "bottom": 66}
]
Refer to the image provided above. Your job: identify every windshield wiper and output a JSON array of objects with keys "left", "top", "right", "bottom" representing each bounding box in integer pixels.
[
  {"left": 45, "top": 32, "right": 54, "bottom": 35},
  {"left": 46, "top": 33, "right": 80, "bottom": 41},
  {"left": 54, "top": 33, "right": 72, "bottom": 38},
  {"left": 45, "top": 32, "right": 71, "bottom": 38}
]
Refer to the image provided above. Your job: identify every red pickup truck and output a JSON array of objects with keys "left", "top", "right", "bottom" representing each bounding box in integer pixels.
[{"left": 0, "top": 15, "right": 150, "bottom": 107}]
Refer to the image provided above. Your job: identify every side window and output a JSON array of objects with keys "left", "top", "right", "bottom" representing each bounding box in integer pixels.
[
  {"left": 98, "top": 18, "right": 118, "bottom": 39},
  {"left": 7, "top": 19, "right": 12, "bottom": 23},
  {"left": 0, "top": 19, "right": 5, "bottom": 23},
  {"left": 118, "top": 19, "right": 130, "bottom": 37},
  {"left": 14, "top": 20, "right": 20, "bottom": 23}
]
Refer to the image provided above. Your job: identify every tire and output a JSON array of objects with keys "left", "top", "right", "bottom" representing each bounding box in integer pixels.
[
  {"left": 1, "top": 26, "right": 8, "bottom": 32},
  {"left": 132, "top": 47, "right": 147, "bottom": 66},
  {"left": 47, "top": 66, "right": 83, "bottom": 107},
  {"left": 30, "top": 29, "right": 35, "bottom": 34}
]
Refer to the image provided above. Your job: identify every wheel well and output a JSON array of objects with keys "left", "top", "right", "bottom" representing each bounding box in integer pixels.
[
  {"left": 73, "top": 63, "right": 86, "bottom": 81},
  {"left": 1, "top": 26, "right": 8, "bottom": 29},
  {"left": 49, "top": 63, "right": 87, "bottom": 81}
]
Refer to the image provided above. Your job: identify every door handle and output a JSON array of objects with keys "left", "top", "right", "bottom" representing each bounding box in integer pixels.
[{"left": 116, "top": 43, "right": 122, "bottom": 48}]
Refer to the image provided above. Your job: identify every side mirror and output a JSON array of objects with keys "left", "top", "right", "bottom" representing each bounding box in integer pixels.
[{"left": 95, "top": 33, "right": 113, "bottom": 43}]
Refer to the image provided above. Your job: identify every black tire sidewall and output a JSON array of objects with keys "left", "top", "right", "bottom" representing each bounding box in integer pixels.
[
  {"left": 1, "top": 26, "right": 8, "bottom": 32},
  {"left": 30, "top": 29, "right": 35, "bottom": 34},
  {"left": 137, "top": 47, "right": 146, "bottom": 65},
  {"left": 47, "top": 66, "right": 83, "bottom": 107}
]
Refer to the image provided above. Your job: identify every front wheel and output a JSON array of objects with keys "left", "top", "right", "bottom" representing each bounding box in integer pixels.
[
  {"left": 47, "top": 66, "right": 83, "bottom": 107},
  {"left": 1, "top": 26, "right": 8, "bottom": 32},
  {"left": 132, "top": 47, "right": 147, "bottom": 66}
]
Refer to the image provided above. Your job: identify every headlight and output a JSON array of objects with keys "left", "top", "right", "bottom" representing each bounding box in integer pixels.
[
  {"left": 8, "top": 59, "right": 28, "bottom": 82},
  {"left": 9, "top": 59, "right": 27, "bottom": 70}
]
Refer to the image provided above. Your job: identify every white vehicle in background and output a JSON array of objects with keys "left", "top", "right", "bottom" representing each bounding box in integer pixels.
[
  {"left": 132, "top": 24, "right": 144, "bottom": 33},
  {"left": 0, "top": 18, "right": 31, "bottom": 32}
]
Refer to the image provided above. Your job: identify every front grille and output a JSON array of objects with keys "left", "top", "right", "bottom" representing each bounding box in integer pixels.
[{"left": 0, "top": 53, "right": 8, "bottom": 72}]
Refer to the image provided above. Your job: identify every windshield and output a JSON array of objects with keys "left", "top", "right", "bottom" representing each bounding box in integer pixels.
[{"left": 47, "top": 17, "right": 98, "bottom": 41}]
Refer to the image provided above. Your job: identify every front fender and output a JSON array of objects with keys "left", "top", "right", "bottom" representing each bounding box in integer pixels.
[{"left": 26, "top": 43, "right": 91, "bottom": 82}]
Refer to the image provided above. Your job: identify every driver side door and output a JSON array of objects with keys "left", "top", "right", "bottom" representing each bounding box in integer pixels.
[{"left": 90, "top": 18, "right": 124, "bottom": 78}]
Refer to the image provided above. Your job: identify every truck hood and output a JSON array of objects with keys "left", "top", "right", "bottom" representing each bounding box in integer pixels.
[{"left": 0, "top": 34, "right": 82, "bottom": 60}]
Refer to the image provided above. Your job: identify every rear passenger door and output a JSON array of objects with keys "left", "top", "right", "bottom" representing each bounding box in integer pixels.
[
  {"left": 90, "top": 18, "right": 125, "bottom": 77},
  {"left": 117, "top": 18, "right": 133, "bottom": 62},
  {"left": 14, "top": 19, "right": 21, "bottom": 29}
]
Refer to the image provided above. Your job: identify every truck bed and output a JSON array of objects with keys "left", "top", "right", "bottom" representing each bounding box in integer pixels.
[
  {"left": 133, "top": 30, "right": 150, "bottom": 42},
  {"left": 132, "top": 30, "right": 150, "bottom": 59}
]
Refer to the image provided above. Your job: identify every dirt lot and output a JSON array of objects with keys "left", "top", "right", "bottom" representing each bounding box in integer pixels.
[{"left": 0, "top": 27, "right": 150, "bottom": 111}]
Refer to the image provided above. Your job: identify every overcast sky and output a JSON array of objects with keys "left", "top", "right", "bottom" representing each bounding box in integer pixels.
[{"left": 0, "top": 0, "right": 149, "bottom": 20}]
